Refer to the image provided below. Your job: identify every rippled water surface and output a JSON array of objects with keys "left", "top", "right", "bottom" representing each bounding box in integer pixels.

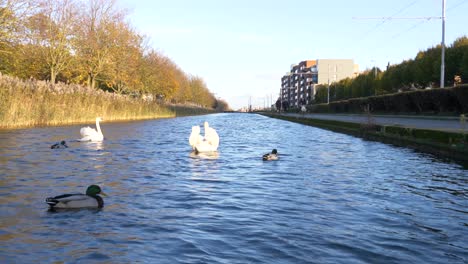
[{"left": 1, "top": 113, "right": 467, "bottom": 263}]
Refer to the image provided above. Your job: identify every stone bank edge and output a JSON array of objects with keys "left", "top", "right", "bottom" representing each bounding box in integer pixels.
[{"left": 263, "top": 113, "right": 468, "bottom": 163}]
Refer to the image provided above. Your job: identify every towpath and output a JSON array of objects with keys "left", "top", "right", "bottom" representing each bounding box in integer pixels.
[{"left": 276, "top": 113, "right": 467, "bottom": 133}]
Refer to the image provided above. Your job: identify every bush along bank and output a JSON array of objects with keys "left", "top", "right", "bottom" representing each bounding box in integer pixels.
[
  {"left": 308, "top": 84, "right": 468, "bottom": 115},
  {"left": 264, "top": 113, "right": 468, "bottom": 163},
  {"left": 0, "top": 74, "right": 215, "bottom": 129}
]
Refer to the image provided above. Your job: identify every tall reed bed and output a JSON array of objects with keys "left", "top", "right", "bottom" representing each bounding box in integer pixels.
[{"left": 0, "top": 74, "right": 211, "bottom": 128}]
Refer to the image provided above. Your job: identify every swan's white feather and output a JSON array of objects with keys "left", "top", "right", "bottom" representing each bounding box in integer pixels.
[
  {"left": 79, "top": 117, "right": 104, "bottom": 142},
  {"left": 189, "top": 126, "right": 202, "bottom": 150},
  {"left": 204, "top": 127, "right": 219, "bottom": 149},
  {"left": 195, "top": 140, "right": 218, "bottom": 153},
  {"left": 80, "top": 126, "right": 97, "bottom": 137},
  {"left": 192, "top": 122, "right": 219, "bottom": 153}
]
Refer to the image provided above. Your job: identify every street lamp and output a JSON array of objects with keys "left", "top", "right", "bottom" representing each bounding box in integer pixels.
[
  {"left": 280, "top": 88, "right": 283, "bottom": 113},
  {"left": 326, "top": 64, "right": 338, "bottom": 104},
  {"left": 440, "top": 0, "right": 446, "bottom": 88},
  {"left": 371, "top": 60, "right": 377, "bottom": 77}
]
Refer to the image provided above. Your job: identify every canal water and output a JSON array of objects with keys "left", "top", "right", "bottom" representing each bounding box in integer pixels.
[{"left": 0, "top": 113, "right": 467, "bottom": 263}]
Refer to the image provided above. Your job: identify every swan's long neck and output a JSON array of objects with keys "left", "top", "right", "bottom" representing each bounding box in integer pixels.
[{"left": 96, "top": 119, "right": 102, "bottom": 134}]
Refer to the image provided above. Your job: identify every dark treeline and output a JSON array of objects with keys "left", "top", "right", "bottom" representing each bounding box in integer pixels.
[
  {"left": 0, "top": 0, "right": 229, "bottom": 110},
  {"left": 314, "top": 36, "right": 468, "bottom": 104}
]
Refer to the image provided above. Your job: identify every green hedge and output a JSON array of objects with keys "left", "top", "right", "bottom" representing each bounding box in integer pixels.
[{"left": 309, "top": 84, "right": 468, "bottom": 114}]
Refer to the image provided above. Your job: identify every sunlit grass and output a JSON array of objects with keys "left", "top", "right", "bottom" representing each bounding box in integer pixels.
[{"left": 0, "top": 74, "right": 214, "bottom": 129}]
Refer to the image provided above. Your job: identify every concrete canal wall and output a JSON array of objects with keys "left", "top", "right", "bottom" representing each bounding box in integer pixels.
[{"left": 263, "top": 113, "right": 468, "bottom": 163}]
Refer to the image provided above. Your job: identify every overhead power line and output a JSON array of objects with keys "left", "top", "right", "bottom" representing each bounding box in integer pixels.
[
  {"left": 355, "top": 0, "right": 466, "bottom": 42},
  {"left": 355, "top": 0, "right": 419, "bottom": 38},
  {"left": 353, "top": 16, "right": 440, "bottom": 20},
  {"left": 353, "top": 0, "right": 448, "bottom": 88},
  {"left": 447, "top": 0, "right": 468, "bottom": 11}
]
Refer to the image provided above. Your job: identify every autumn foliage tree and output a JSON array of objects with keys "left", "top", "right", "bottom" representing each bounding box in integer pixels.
[
  {"left": 313, "top": 36, "right": 468, "bottom": 104},
  {"left": 0, "top": 0, "right": 223, "bottom": 109}
]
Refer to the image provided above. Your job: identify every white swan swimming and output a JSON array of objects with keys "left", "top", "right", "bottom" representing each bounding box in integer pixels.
[
  {"left": 204, "top": 122, "right": 219, "bottom": 148},
  {"left": 79, "top": 117, "right": 104, "bottom": 142},
  {"left": 189, "top": 125, "right": 203, "bottom": 150},
  {"left": 193, "top": 121, "right": 219, "bottom": 153}
]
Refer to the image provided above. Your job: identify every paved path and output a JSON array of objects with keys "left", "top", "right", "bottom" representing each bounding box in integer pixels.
[{"left": 278, "top": 113, "right": 467, "bottom": 133}]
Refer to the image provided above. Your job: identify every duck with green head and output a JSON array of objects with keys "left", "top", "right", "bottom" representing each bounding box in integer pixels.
[
  {"left": 51, "top": 140, "right": 68, "bottom": 149},
  {"left": 262, "top": 149, "right": 278, "bottom": 161},
  {"left": 46, "top": 185, "right": 106, "bottom": 209}
]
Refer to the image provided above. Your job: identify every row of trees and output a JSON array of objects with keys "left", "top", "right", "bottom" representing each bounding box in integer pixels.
[
  {"left": 314, "top": 36, "right": 468, "bottom": 104},
  {"left": 0, "top": 0, "right": 228, "bottom": 109}
]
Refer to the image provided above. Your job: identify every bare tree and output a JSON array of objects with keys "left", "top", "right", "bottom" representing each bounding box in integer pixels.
[{"left": 0, "top": 0, "right": 35, "bottom": 53}]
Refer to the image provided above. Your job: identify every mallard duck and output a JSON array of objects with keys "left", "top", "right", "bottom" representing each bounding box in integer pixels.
[
  {"left": 262, "top": 149, "right": 278, "bottom": 161},
  {"left": 51, "top": 140, "right": 68, "bottom": 149},
  {"left": 46, "top": 185, "right": 106, "bottom": 209}
]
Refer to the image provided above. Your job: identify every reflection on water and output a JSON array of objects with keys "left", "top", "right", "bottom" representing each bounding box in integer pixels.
[
  {"left": 189, "top": 150, "right": 220, "bottom": 160},
  {"left": 80, "top": 140, "right": 104, "bottom": 151},
  {"left": 0, "top": 113, "right": 467, "bottom": 264}
]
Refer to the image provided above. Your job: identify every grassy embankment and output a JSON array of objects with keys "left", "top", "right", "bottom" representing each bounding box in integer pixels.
[
  {"left": 263, "top": 113, "right": 468, "bottom": 163},
  {"left": 0, "top": 74, "right": 214, "bottom": 129}
]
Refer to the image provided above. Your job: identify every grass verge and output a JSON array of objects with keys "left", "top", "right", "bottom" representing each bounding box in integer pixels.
[{"left": 263, "top": 113, "right": 468, "bottom": 164}]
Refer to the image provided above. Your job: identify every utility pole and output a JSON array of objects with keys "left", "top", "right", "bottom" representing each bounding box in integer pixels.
[
  {"left": 371, "top": 59, "right": 377, "bottom": 77},
  {"left": 440, "top": 0, "right": 446, "bottom": 88},
  {"left": 327, "top": 64, "right": 330, "bottom": 104},
  {"left": 280, "top": 88, "right": 282, "bottom": 113},
  {"left": 334, "top": 65, "right": 337, "bottom": 101},
  {"left": 270, "top": 94, "right": 273, "bottom": 111},
  {"left": 352, "top": 0, "right": 446, "bottom": 88}
]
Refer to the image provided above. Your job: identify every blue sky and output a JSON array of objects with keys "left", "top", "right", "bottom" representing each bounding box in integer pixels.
[{"left": 119, "top": 0, "right": 468, "bottom": 110}]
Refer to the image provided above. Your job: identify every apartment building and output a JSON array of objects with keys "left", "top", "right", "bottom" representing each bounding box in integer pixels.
[{"left": 280, "top": 59, "right": 358, "bottom": 108}]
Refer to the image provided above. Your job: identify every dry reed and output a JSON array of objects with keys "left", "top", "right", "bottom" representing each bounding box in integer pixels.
[{"left": 0, "top": 74, "right": 213, "bottom": 129}]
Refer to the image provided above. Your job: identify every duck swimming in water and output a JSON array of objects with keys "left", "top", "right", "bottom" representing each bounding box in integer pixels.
[
  {"left": 46, "top": 185, "right": 106, "bottom": 209},
  {"left": 51, "top": 140, "right": 68, "bottom": 149},
  {"left": 262, "top": 149, "right": 278, "bottom": 161}
]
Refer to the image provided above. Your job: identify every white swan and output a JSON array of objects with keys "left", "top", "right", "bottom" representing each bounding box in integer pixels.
[
  {"left": 189, "top": 125, "right": 203, "bottom": 150},
  {"left": 79, "top": 117, "right": 104, "bottom": 142},
  {"left": 204, "top": 122, "right": 219, "bottom": 149},
  {"left": 193, "top": 121, "right": 219, "bottom": 153}
]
